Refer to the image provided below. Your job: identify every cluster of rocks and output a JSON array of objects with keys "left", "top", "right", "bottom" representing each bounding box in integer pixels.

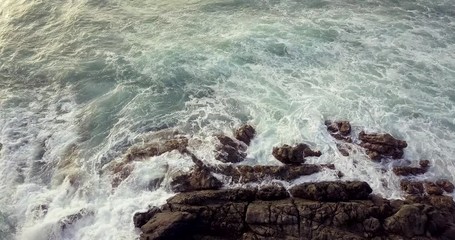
[
  {"left": 134, "top": 181, "right": 455, "bottom": 240},
  {"left": 124, "top": 122, "right": 454, "bottom": 239}
]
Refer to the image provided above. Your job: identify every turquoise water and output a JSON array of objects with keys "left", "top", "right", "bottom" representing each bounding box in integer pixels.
[{"left": 1, "top": 0, "right": 455, "bottom": 239}]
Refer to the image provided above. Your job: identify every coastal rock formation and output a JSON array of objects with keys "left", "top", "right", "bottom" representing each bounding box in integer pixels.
[
  {"left": 215, "top": 135, "right": 247, "bottom": 163},
  {"left": 234, "top": 124, "right": 256, "bottom": 145},
  {"left": 325, "top": 120, "right": 352, "bottom": 142},
  {"left": 272, "top": 143, "right": 321, "bottom": 165},
  {"left": 125, "top": 136, "right": 189, "bottom": 162},
  {"left": 135, "top": 181, "right": 455, "bottom": 240},
  {"left": 400, "top": 179, "right": 455, "bottom": 196},
  {"left": 393, "top": 160, "right": 430, "bottom": 176},
  {"left": 170, "top": 166, "right": 223, "bottom": 192},
  {"left": 359, "top": 131, "right": 407, "bottom": 161}
]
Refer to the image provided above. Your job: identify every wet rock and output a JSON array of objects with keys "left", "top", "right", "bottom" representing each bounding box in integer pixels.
[
  {"left": 400, "top": 180, "right": 424, "bottom": 195},
  {"left": 170, "top": 166, "right": 223, "bottom": 192},
  {"left": 337, "top": 143, "right": 351, "bottom": 156},
  {"left": 325, "top": 120, "right": 352, "bottom": 136},
  {"left": 58, "top": 209, "right": 93, "bottom": 230},
  {"left": 392, "top": 165, "right": 428, "bottom": 176},
  {"left": 419, "top": 160, "right": 430, "bottom": 168},
  {"left": 363, "top": 217, "right": 381, "bottom": 233},
  {"left": 289, "top": 181, "right": 372, "bottom": 201},
  {"left": 140, "top": 212, "right": 196, "bottom": 240},
  {"left": 272, "top": 143, "right": 321, "bottom": 165},
  {"left": 209, "top": 164, "right": 327, "bottom": 183},
  {"left": 234, "top": 124, "right": 256, "bottom": 145},
  {"left": 436, "top": 179, "right": 455, "bottom": 193},
  {"left": 384, "top": 204, "right": 427, "bottom": 238},
  {"left": 167, "top": 188, "right": 257, "bottom": 206},
  {"left": 215, "top": 135, "right": 247, "bottom": 163},
  {"left": 125, "top": 136, "right": 189, "bottom": 162},
  {"left": 359, "top": 131, "right": 407, "bottom": 160},
  {"left": 134, "top": 207, "right": 161, "bottom": 228},
  {"left": 424, "top": 182, "right": 444, "bottom": 195},
  {"left": 256, "top": 184, "right": 290, "bottom": 201}
]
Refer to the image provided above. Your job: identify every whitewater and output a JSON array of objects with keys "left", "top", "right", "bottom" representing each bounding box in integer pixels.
[{"left": 1, "top": 0, "right": 455, "bottom": 239}]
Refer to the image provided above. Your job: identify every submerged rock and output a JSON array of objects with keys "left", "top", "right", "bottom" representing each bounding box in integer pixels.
[
  {"left": 234, "top": 124, "right": 256, "bottom": 145},
  {"left": 272, "top": 143, "right": 321, "bottom": 165},
  {"left": 325, "top": 120, "right": 352, "bottom": 142}
]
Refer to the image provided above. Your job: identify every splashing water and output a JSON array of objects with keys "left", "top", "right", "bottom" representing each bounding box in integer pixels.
[{"left": 1, "top": 0, "right": 455, "bottom": 239}]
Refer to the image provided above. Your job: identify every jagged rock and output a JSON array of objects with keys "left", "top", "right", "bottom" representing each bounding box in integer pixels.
[
  {"left": 170, "top": 166, "right": 223, "bottom": 192},
  {"left": 126, "top": 136, "right": 189, "bottom": 162},
  {"left": 209, "top": 164, "right": 329, "bottom": 183},
  {"left": 256, "top": 184, "right": 289, "bottom": 201},
  {"left": 215, "top": 135, "right": 247, "bottom": 163},
  {"left": 136, "top": 183, "right": 455, "bottom": 240},
  {"left": 436, "top": 179, "right": 455, "bottom": 193},
  {"left": 384, "top": 204, "right": 427, "bottom": 238},
  {"left": 58, "top": 209, "right": 93, "bottom": 230},
  {"left": 325, "top": 120, "right": 353, "bottom": 142},
  {"left": 140, "top": 212, "right": 196, "bottom": 240},
  {"left": 424, "top": 182, "right": 444, "bottom": 195},
  {"left": 400, "top": 180, "right": 424, "bottom": 195},
  {"left": 359, "top": 131, "right": 407, "bottom": 160},
  {"left": 289, "top": 181, "right": 372, "bottom": 201},
  {"left": 392, "top": 164, "right": 428, "bottom": 176},
  {"left": 134, "top": 207, "right": 161, "bottom": 228},
  {"left": 234, "top": 124, "right": 256, "bottom": 145},
  {"left": 272, "top": 144, "right": 321, "bottom": 165}
]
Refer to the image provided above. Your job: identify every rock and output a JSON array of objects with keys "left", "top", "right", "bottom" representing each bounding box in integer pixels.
[
  {"left": 125, "top": 136, "right": 189, "bottom": 162},
  {"left": 170, "top": 166, "right": 223, "bottom": 192},
  {"left": 209, "top": 164, "right": 328, "bottom": 183},
  {"left": 424, "top": 182, "right": 444, "bottom": 195},
  {"left": 167, "top": 188, "right": 257, "bottom": 206},
  {"left": 400, "top": 180, "right": 424, "bottom": 195},
  {"left": 337, "top": 144, "right": 351, "bottom": 156},
  {"left": 234, "top": 124, "right": 256, "bottom": 145},
  {"left": 436, "top": 179, "right": 455, "bottom": 193},
  {"left": 140, "top": 212, "right": 196, "bottom": 240},
  {"left": 215, "top": 135, "right": 247, "bottom": 163},
  {"left": 289, "top": 181, "right": 372, "bottom": 201},
  {"left": 363, "top": 217, "right": 381, "bottom": 233},
  {"left": 272, "top": 144, "right": 321, "bottom": 165},
  {"left": 325, "top": 120, "right": 353, "bottom": 142},
  {"left": 384, "top": 204, "right": 427, "bottom": 238},
  {"left": 256, "top": 184, "right": 290, "bottom": 201},
  {"left": 392, "top": 165, "right": 428, "bottom": 176},
  {"left": 134, "top": 207, "right": 161, "bottom": 228},
  {"left": 58, "top": 209, "right": 93, "bottom": 230},
  {"left": 359, "top": 131, "right": 407, "bottom": 148},
  {"left": 419, "top": 160, "right": 430, "bottom": 168}
]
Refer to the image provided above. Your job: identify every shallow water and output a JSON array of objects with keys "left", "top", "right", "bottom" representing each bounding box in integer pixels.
[{"left": 1, "top": 0, "right": 455, "bottom": 239}]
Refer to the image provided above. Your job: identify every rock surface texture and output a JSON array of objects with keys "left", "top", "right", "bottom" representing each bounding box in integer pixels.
[{"left": 135, "top": 181, "right": 455, "bottom": 240}]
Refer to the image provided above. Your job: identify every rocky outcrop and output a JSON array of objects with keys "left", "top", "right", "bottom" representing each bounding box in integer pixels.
[
  {"left": 135, "top": 181, "right": 455, "bottom": 240},
  {"left": 393, "top": 160, "right": 430, "bottom": 176},
  {"left": 215, "top": 135, "right": 248, "bottom": 163},
  {"left": 234, "top": 124, "right": 256, "bottom": 145},
  {"left": 272, "top": 144, "right": 321, "bottom": 165},
  {"left": 400, "top": 179, "right": 454, "bottom": 196},
  {"left": 125, "top": 136, "right": 189, "bottom": 162},
  {"left": 325, "top": 120, "right": 352, "bottom": 142},
  {"left": 170, "top": 166, "right": 222, "bottom": 192},
  {"left": 359, "top": 131, "right": 407, "bottom": 161}
]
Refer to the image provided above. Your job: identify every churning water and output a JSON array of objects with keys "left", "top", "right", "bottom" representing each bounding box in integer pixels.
[{"left": 1, "top": 0, "right": 455, "bottom": 239}]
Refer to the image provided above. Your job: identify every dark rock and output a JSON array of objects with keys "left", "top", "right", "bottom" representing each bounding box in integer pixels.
[
  {"left": 256, "top": 184, "right": 290, "bottom": 201},
  {"left": 384, "top": 204, "right": 427, "bottom": 238},
  {"left": 126, "top": 136, "right": 189, "bottom": 162},
  {"left": 392, "top": 165, "right": 427, "bottom": 176},
  {"left": 359, "top": 131, "right": 407, "bottom": 148},
  {"left": 289, "top": 181, "right": 372, "bottom": 201},
  {"left": 436, "top": 179, "right": 454, "bottom": 193},
  {"left": 337, "top": 144, "right": 351, "bottom": 156},
  {"left": 140, "top": 212, "right": 196, "bottom": 240},
  {"left": 424, "top": 182, "right": 444, "bottom": 195},
  {"left": 272, "top": 143, "right": 321, "bottom": 165},
  {"left": 419, "top": 160, "right": 430, "bottom": 168},
  {"left": 134, "top": 207, "right": 161, "bottom": 228},
  {"left": 363, "top": 217, "right": 381, "bottom": 233},
  {"left": 215, "top": 135, "right": 247, "bottom": 163},
  {"left": 400, "top": 180, "right": 424, "bottom": 195},
  {"left": 58, "top": 209, "right": 93, "bottom": 230},
  {"left": 325, "top": 120, "right": 351, "bottom": 136},
  {"left": 234, "top": 124, "right": 256, "bottom": 145},
  {"left": 209, "top": 164, "right": 328, "bottom": 183},
  {"left": 167, "top": 188, "right": 257, "bottom": 206},
  {"left": 170, "top": 166, "right": 222, "bottom": 192}
]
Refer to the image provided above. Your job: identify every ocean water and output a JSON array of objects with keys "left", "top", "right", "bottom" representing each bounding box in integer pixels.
[{"left": 1, "top": 0, "right": 455, "bottom": 239}]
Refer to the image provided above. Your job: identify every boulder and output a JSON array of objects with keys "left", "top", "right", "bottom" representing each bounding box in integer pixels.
[
  {"left": 384, "top": 204, "right": 427, "bottom": 238},
  {"left": 400, "top": 180, "right": 424, "bottom": 195},
  {"left": 289, "top": 181, "right": 372, "bottom": 201},
  {"left": 125, "top": 136, "right": 189, "bottom": 162},
  {"left": 359, "top": 131, "right": 407, "bottom": 148},
  {"left": 436, "top": 179, "right": 454, "bottom": 193},
  {"left": 140, "top": 212, "right": 196, "bottom": 240},
  {"left": 392, "top": 165, "right": 428, "bottom": 176},
  {"left": 134, "top": 207, "right": 161, "bottom": 228},
  {"left": 234, "top": 124, "right": 256, "bottom": 145},
  {"left": 170, "top": 166, "right": 223, "bottom": 192},
  {"left": 215, "top": 135, "right": 247, "bottom": 163},
  {"left": 424, "top": 182, "right": 444, "bottom": 195},
  {"left": 272, "top": 144, "right": 321, "bottom": 165},
  {"left": 358, "top": 131, "right": 407, "bottom": 160}
]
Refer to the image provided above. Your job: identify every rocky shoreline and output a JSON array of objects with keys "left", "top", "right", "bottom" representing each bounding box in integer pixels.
[{"left": 125, "top": 121, "right": 454, "bottom": 239}]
